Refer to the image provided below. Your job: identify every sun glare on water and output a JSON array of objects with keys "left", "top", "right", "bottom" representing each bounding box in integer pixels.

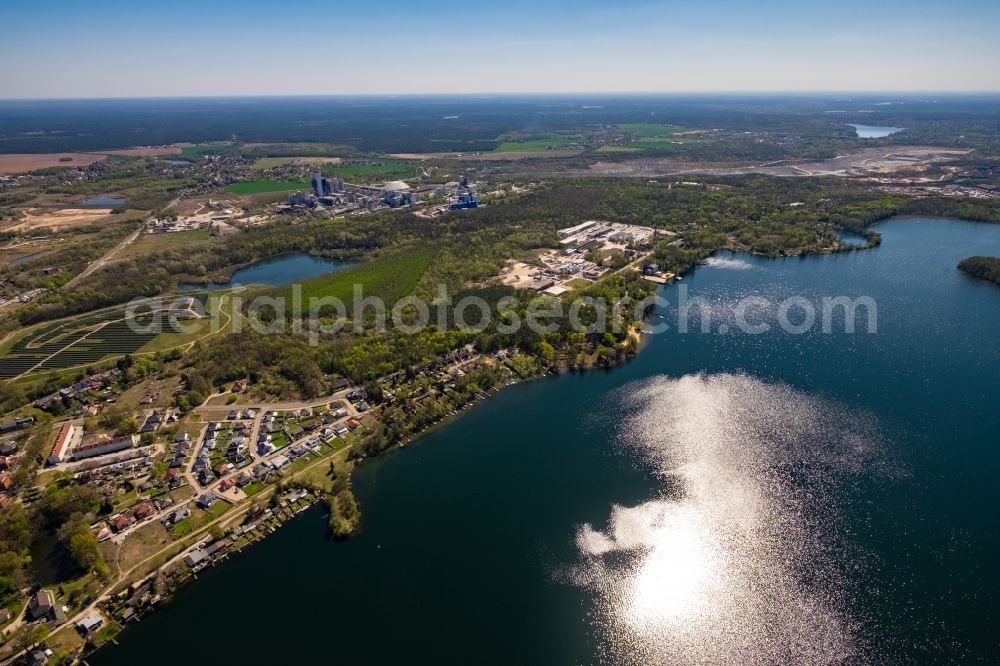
[
  {"left": 622, "top": 505, "right": 718, "bottom": 627},
  {"left": 570, "top": 373, "right": 887, "bottom": 665}
]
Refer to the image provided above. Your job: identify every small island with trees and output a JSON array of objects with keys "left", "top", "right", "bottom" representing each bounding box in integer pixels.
[{"left": 958, "top": 256, "right": 1000, "bottom": 285}]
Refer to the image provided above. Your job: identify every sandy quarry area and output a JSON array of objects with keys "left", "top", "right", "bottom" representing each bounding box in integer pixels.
[
  {"left": 585, "top": 146, "right": 973, "bottom": 178},
  {"left": 7, "top": 207, "right": 115, "bottom": 231},
  {"left": 0, "top": 153, "right": 108, "bottom": 174}
]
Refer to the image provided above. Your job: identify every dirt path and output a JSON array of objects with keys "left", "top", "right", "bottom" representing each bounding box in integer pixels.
[{"left": 63, "top": 222, "right": 145, "bottom": 290}]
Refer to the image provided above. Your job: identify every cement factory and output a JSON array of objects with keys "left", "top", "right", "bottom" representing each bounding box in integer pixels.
[{"left": 277, "top": 172, "right": 480, "bottom": 216}]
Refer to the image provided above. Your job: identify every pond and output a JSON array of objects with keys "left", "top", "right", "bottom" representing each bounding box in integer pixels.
[
  {"left": 83, "top": 196, "right": 127, "bottom": 207},
  {"left": 9, "top": 249, "right": 53, "bottom": 266},
  {"left": 178, "top": 253, "right": 351, "bottom": 291},
  {"left": 849, "top": 123, "right": 904, "bottom": 138}
]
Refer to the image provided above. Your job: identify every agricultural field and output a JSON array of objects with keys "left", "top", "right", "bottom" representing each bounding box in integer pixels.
[
  {"left": 494, "top": 137, "right": 580, "bottom": 152},
  {"left": 631, "top": 138, "right": 697, "bottom": 150},
  {"left": 95, "top": 146, "right": 183, "bottom": 157},
  {"left": 180, "top": 143, "right": 234, "bottom": 157},
  {"left": 225, "top": 180, "right": 309, "bottom": 195},
  {"left": 595, "top": 145, "right": 641, "bottom": 153},
  {"left": 0, "top": 153, "right": 107, "bottom": 174},
  {"left": 251, "top": 156, "right": 344, "bottom": 170},
  {"left": 276, "top": 248, "right": 435, "bottom": 313},
  {"left": 616, "top": 123, "right": 700, "bottom": 151}
]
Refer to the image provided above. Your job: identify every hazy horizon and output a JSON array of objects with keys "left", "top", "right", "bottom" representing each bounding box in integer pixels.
[
  {"left": 2, "top": 91, "right": 1000, "bottom": 103},
  {"left": 3, "top": 0, "right": 1000, "bottom": 99}
]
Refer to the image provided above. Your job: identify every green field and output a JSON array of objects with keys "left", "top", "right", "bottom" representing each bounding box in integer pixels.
[
  {"left": 494, "top": 137, "right": 580, "bottom": 152},
  {"left": 617, "top": 123, "right": 686, "bottom": 137},
  {"left": 225, "top": 180, "right": 309, "bottom": 195},
  {"left": 595, "top": 145, "right": 641, "bottom": 153},
  {"left": 276, "top": 248, "right": 435, "bottom": 313},
  {"left": 631, "top": 138, "right": 696, "bottom": 150},
  {"left": 169, "top": 501, "right": 231, "bottom": 539},
  {"left": 181, "top": 143, "right": 233, "bottom": 157}
]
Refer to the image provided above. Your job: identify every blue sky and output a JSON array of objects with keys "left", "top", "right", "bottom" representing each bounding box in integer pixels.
[{"left": 2, "top": 0, "right": 998, "bottom": 98}]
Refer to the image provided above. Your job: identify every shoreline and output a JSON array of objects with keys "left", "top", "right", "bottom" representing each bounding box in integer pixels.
[{"left": 7, "top": 216, "right": 935, "bottom": 663}]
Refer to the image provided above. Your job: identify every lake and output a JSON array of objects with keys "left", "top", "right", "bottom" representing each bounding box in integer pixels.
[
  {"left": 178, "top": 253, "right": 351, "bottom": 290},
  {"left": 83, "top": 196, "right": 127, "bottom": 207},
  {"left": 92, "top": 218, "right": 1000, "bottom": 665},
  {"left": 849, "top": 124, "right": 904, "bottom": 138}
]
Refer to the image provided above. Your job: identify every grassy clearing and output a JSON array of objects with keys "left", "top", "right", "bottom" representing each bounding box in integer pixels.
[
  {"left": 321, "top": 162, "right": 414, "bottom": 183},
  {"left": 181, "top": 143, "right": 233, "bottom": 157},
  {"left": 617, "top": 123, "right": 685, "bottom": 137},
  {"left": 225, "top": 180, "right": 309, "bottom": 195},
  {"left": 102, "top": 519, "right": 172, "bottom": 572},
  {"left": 631, "top": 138, "right": 697, "bottom": 150},
  {"left": 275, "top": 248, "right": 435, "bottom": 312},
  {"left": 116, "top": 227, "right": 214, "bottom": 260},
  {"left": 596, "top": 145, "right": 641, "bottom": 153},
  {"left": 563, "top": 277, "right": 593, "bottom": 290},
  {"left": 137, "top": 289, "right": 237, "bottom": 354},
  {"left": 169, "top": 501, "right": 231, "bottom": 539},
  {"left": 494, "top": 137, "right": 579, "bottom": 152}
]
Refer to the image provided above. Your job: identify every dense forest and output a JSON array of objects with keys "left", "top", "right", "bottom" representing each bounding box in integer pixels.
[{"left": 2, "top": 95, "right": 998, "bottom": 156}]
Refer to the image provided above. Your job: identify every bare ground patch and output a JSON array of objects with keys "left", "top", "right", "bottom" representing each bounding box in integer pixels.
[
  {"left": 0, "top": 153, "right": 107, "bottom": 174},
  {"left": 7, "top": 207, "right": 115, "bottom": 231}
]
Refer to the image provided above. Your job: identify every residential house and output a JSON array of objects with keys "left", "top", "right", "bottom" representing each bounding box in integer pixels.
[
  {"left": 111, "top": 514, "right": 134, "bottom": 532},
  {"left": 133, "top": 502, "right": 155, "bottom": 520},
  {"left": 76, "top": 612, "right": 103, "bottom": 635},
  {"left": 170, "top": 507, "right": 192, "bottom": 524},
  {"left": 183, "top": 548, "right": 207, "bottom": 568},
  {"left": 196, "top": 493, "right": 218, "bottom": 509},
  {"left": 27, "top": 589, "right": 55, "bottom": 621}
]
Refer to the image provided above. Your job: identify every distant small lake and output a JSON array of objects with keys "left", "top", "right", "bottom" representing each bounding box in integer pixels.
[
  {"left": 179, "top": 253, "right": 351, "bottom": 291},
  {"left": 9, "top": 249, "right": 53, "bottom": 266},
  {"left": 84, "top": 196, "right": 127, "bottom": 207},
  {"left": 163, "top": 159, "right": 193, "bottom": 166},
  {"left": 849, "top": 124, "right": 904, "bottom": 139}
]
